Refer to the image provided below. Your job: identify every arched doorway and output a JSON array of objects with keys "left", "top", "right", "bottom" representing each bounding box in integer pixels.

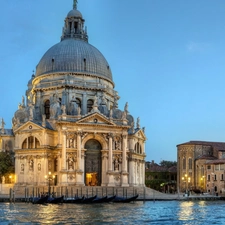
[{"left": 84, "top": 139, "right": 102, "bottom": 186}]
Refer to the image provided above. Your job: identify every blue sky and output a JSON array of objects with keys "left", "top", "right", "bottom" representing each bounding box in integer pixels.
[{"left": 1, "top": 0, "right": 225, "bottom": 163}]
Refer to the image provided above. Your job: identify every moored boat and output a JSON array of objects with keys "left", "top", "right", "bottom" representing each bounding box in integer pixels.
[
  {"left": 48, "top": 196, "right": 64, "bottom": 204},
  {"left": 32, "top": 195, "right": 49, "bottom": 204},
  {"left": 112, "top": 194, "right": 139, "bottom": 203}
]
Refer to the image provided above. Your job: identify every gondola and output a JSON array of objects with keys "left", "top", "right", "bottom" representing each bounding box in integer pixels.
[
  {"left": 104, "top": 195, "right": 116, "bottom": 203},
  {"left": 82, "top": 195, "right": 97, "bottom": 203},
  {"left": 92, "top": 196, "right": 108, "bottom": 203},
  {"left": 112, "top": 194, "right": 139, "bottom": 203},
  {"left": 48, "top": 195, "right": 64, "bottom": 204},
  {"left": 32, "top": 195, "right": 49, "bottom": 204}
]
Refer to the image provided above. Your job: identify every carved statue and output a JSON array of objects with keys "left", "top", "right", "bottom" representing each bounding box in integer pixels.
[
  {"left": 21, "top": 164, "right": 24, "bottom": 172},
  {"left": 29, "top": 104, "right": 34, "bottom": 120},
  {"left": 137, "top": 117, "right": 140, "bottom": 129},
  {"left": 131, "top": 122, "right": 135, "bottom": 133},
  {"left": 38, "top": 163, "right": 41, "bottom": 171},
  {"left": 50, "top": 93, "right": 60, "bottom": 119},
  {"left": 69, "top": 96, "right": 78, "bottom": 115},
  {"left": 124, "top": 102, "right": 129, "bottom": 113},
  {"left": 73, "top": 0, "right": 78, "bottom": 9},
  {"left": 101, "top": 93, "right": 107, "bottom": 105},
  {"left": 2, "top": 176, "right": 5, "bottom": 184},
  {"left": 28, "top": 92, "right": 33, "bottom": 104},
  {"left": 1, "top": 118, "right": 5, "bottom": 129},
  {"left": 121, "top": 111, "right": 127, "bottom": 120},
  {"left": 42, "top": 114, "right": 46, "bottom": 124},
  {"left": 22, "top": 96, "right": 25, "bottom": 107},
  {"left": 61, "top": 105, "right": 66, "bottom": 115},
  {"left": 29, "top": 159, "right": 33, "bottom": 170},
  {"left": 109, "top": 108, "right": 113, "bottom": 118},
  {"left": 93, "top": 95, "right": 98, "bottom": 106},
  {"left": 68, "top": 157, "right": 74, "bottom": 170}
]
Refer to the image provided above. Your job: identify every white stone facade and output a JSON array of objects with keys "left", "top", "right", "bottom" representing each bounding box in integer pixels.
[{"left": 1, "top": 1, "right": 146, "bottom": 187}]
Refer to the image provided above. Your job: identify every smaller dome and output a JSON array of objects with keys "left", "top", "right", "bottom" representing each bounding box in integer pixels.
[{"left": 67, "top": 9, "right": 82, "bottom": 18}]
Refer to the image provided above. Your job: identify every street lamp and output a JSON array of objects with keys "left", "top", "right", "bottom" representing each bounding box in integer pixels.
[
  {"left": 9, "top": 175, "right": 12, "bottom": 184},
  {"left": 182, "top": 174, "right": 191, "bottom": 194},
  {"left": 200, "top": 176, "right": 205, "bottom": 192},
  {"left": 45, "top": 172, "right": 55, "bottom": 197}
]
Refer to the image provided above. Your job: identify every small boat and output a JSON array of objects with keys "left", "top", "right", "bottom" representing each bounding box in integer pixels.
[
  {"left": 32, "top": 195, "right": 49, "bottom": 204},
  {"left": 64, "top": 196, "right": 84, "bottom": 203},
  {"left": 48, "top": 195, "right": 64, "bottom": 204},
  {"left": 112, "top": 194, "right": 139, "bottom": 203},
  {"left": 105, "top": 195, "right": 116, "bottom": 203},
  {"left": 82, "top": 195, "right": 97, "bottom": 203},
  {"left": 92, "top": 196, "right": 108, "bottom": 203}
]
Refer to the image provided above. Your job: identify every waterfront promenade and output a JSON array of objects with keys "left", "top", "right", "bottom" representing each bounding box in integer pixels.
[{"left": 0, "top": 186, "right": 221, "bottom": 202}]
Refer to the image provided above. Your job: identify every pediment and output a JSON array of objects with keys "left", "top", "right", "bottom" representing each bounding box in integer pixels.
[
  {"left": 133, "top": 129, "right": 147, "bottom": 140},
  {"left": 14, "top": 121, "right": 44, "bottom": 133},
  {"left": 76, "top": 113, "right": 116, "bottom": 126}
]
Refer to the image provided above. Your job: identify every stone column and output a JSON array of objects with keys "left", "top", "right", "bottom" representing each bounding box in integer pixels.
[
  {"left": 60, "top": 131, "right": 67, "bottom": 185},
  {"left": 121, "top": 134, "right": 129, "bottom": 187},
  {"left": 108, "top": 133, "right": 113, "bottom": 171},
  {"left": 129, "top": 159, "right": 134, "bottom": 186},
  {"left": 108, "top": 133, "right": 114, "bottom": 186},
  {"left": 76, "top": 131, "right": 84, "bottom": 186},
  {"left": 82, "top": 92, "right": 87, "bottom": 115},
  {"left": 62, "top": 132, "right": 67, "bottom": 170}
]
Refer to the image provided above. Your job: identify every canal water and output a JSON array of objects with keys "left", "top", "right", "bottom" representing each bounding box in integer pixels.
[{"left": 0, "top": 200, "right": 225, "bottom": 224}]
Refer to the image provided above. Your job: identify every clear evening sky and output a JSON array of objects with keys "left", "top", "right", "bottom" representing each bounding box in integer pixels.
[{"left": 1, "top": 0, "right": 225, "bottom": 163}]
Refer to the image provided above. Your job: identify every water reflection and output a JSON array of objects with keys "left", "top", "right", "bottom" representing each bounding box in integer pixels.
[{"left": 0, "top": 201, "right": 225, "bottom": 224}]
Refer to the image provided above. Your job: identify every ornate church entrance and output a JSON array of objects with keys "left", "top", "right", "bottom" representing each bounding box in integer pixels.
[{"left": 84, "top": 139, "right": 102, "bottom": 186}]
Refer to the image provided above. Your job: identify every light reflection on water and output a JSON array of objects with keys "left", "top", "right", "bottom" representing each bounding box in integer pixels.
[{"left": 0, "top": 201, "right": 225, "bottom": 224}]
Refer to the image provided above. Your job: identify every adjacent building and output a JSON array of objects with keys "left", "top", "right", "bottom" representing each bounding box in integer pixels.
[{"left": 177, "top": 141, "right": 225, "bottom": 195}]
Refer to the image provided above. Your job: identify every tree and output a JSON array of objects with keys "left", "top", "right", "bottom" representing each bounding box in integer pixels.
[
  {"left": 159, "top": 160, "right": 177, "bottom": 168},
  {"left": 0, "top": 151, "right": 15, "bottom": 177}
]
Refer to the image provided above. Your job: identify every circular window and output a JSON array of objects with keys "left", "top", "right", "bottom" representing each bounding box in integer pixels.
[
  {"left": 94, "top": 118, "right": 98, "bottom": 123},
  {"left": 29, "top": 125, "right": 32, "bottom": 129}
]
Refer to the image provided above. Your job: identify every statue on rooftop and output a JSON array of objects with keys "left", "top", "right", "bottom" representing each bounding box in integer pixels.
[{"left": 73, "top": 0, "right": 78, "bottom": 9}]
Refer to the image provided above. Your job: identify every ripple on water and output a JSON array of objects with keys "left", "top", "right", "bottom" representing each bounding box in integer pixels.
[{"left": 0, "top": 201, "right": 225, "bottom": 224}]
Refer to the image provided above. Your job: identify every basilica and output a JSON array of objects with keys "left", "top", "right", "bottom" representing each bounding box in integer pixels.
[{"left": 0, "top": 1, "right": 146, "bottom": 187}]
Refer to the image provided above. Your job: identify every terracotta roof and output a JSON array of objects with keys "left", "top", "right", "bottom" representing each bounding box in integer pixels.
[
  {"left": 196, "top": 155, "right": 217, "bottom": 160},
  {"left": 177, "top": 140, "right": 225, "bottom": 150},
  {"left": 206, "top": 159, "right": 225, "bottom": 164}
]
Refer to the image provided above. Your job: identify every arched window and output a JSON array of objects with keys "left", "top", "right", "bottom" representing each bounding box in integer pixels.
[
  {"left": 188, "top": 158, "right": 192, "bottom": 170},
  {"left": 134, "top": 142, "right": 142, "bottom": 154},
  {"left": 44, "top": 100, "right": 50, "bottom": 119},
  {"left": 183, "top": 158, "right": 186, "bottom": 170},
  {"left": 22, "top": 136, "right": 40, "bottom": 149},
  {"left": 76, "top": 98, "right": 81, "bottom": 108},
  {"left": 83, "top": 58, "right": 87, "bottom": 71},
  {"left": 87, "top": 99, "right": 93, "bottom": 112}
]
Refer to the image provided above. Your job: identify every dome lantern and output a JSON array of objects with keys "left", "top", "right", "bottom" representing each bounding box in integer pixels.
[{"left": 61, "top": 0, "right": 88, "bottom": 42}]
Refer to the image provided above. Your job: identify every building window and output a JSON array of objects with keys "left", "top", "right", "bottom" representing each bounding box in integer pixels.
[
  {"left": 44, "top": 100, "right": 50, "bottom": 119},
  {"left": 183, "top": 158, "right": 186, "bottom": 170},
  {"left": 207, "top": 165, "right": 211, "bottom": 170},
  {"left": 221, "top": 174, "right": 224, "bottom": 181},
  {"left": 215, "top": 165, "right": 219, "bottom": 171},
  {"left": 188, "top": 158, "right": 192, "bottom": 170},
  {"left": 220, "top": 164, "right": 224, "bottom": 170},
  {"left": 201, "top": 166, "right": 204, "bottom": 177},
  {"left": 83, "top": 58, "right": 86, "bottom": 71},
  {"left": 214, "top": 175, "right": 217, "bottom": 181},
  {"left": 207, "top": 175, "right": 210, "bottom": 181},
  {"left": 134, "top": 142, "right": 142, "bottom": 154},
  {"left": 22, "top": 136, "right": 40, "bottom": 149},
  {"left": 87, "top": 99, "right": 93, "bottom": 112}
]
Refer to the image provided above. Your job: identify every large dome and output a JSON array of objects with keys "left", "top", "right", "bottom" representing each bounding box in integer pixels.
[{"left": 35, "top": 39, "right": 112, "bottom": 81}]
